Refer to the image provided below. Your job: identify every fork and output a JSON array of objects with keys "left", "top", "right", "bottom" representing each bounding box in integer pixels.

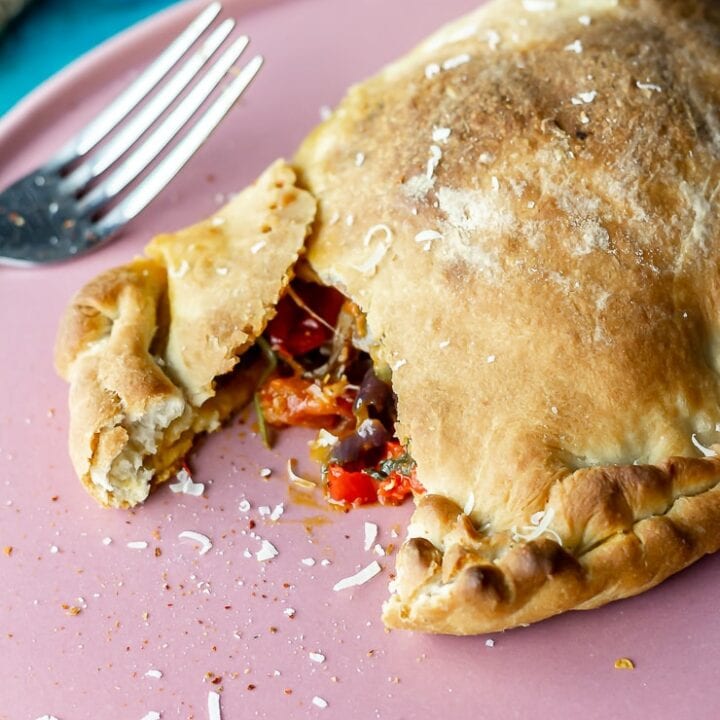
[{"left": 0, "top": 2, "right": 263, "bottom": 267}]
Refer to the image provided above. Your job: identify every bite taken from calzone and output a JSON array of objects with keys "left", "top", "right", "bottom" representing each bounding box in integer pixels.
[{"left": 55, "top": 0, "right": 720, "bottom": 634}]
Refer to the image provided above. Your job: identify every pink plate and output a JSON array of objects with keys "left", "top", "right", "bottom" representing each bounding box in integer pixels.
[{"left": 1, "top": 1, "right": 719, "bottom": 718}]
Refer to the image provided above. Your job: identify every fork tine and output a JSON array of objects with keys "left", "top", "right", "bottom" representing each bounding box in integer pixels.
[
  {"left": 46, "top": 2, "right": 222, "bottom": 171},
  {"left": 61, "top": 18, "right": 236, "bottom": 195},
  {"left": 77, "top": 35, "right": 251, "bottom": 216},
  {"left": 94, "top": 55, "right": 263, "bottom": 237}
]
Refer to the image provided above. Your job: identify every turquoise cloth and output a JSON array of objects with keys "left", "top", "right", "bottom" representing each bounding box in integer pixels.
[{"left": 0, "top": 0, "right": 180, "bottom": 117}]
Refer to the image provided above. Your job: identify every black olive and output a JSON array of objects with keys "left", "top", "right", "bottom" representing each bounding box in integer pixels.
[
  {"left": 329, "top": 418, "right": 389, "bottom": 465},
  {"left": 354, "top": 367, "right": 392, "bottom": 416}
]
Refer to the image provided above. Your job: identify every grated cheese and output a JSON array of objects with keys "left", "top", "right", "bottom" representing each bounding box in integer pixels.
[
  {"left": 127, "top": 541, "right": 148, "bottom": 550},
  {"left": 442, "top": 53, "right": 471, "bottom": 70},
  {"left": 169, "top": 468, "right": 204, "bottom": 497},
  {"left": 140, "top": 713, "right": 161, "bottom": 720},
  {"left": 424, "top": 62, "right": 441, "bottom": 79},
  {"left": 353, "top": 224, "right": 393, "bottom": 274},
  {"left": 463, "top": 492, "right": 475, "bottom": 516},
  {"left": 178, "top": 531, "right": 212, "bottom": 555},
  {"left": 256, "top": 539, "right": 279, "bottom": 562},
  {"left": 432, "top": 127, "right": 451, "bottom": 143},
  {"left": 691, "top": 433, "right": 717, "bottom": 458},
  {"left": 238, "top": 500, "right": 251, "bottom": 512},
  {"left": 301, "top": 557, "right": 316, "bottom": 566},
  {"left": 315, "top": 429, "right": 339, "bottom": 448},
  {"left": 415, "top": 229, "right": 443, "bottom": 252},
  {"left": 287, "top": 458, "right": 316, "bottom": 488},
  {"left": 250, "top": 240, "right": 266, "bottom": 254},
  {"left": 564, "top": 39, "right": 583, "bottom": 54},
  {"left": 312, "top": 696, "right": 328, "bottom": 709},
  {"left": 364, "top": 522, "right": 378, "bottom": 551},
  {"left": 426, "top": 145, "right": 443, "bottom": 180},
  {"left": 579, "top": 14, "right": 591, "bottom": 25},
  {"left": 333, "top": 561, "right": 382, "bottom": 591},
  {"left": 355, "top": 152, "right": 365, "bottom": 166},
  {"left": 571, "top": 90, "right": 597, "bottom": 105},
  {"left": 208, "top": 690, "right": 222, "bottom": 720},
  {"left": 511, "top": 508, "right": 563, "bottom": 545},
  {"left": 102, "top": 537, "right": 112, "bottom": 545},
  {"left": 145, "top": 669, "right": 163, "bottom": 679},
  {"left": 309, "top": 651, "right": 326, "bottom": 663},
  {"left": 270, "top": 503, "right": 284, "bottom": 522},
  {"left": 636, "top": 81, "right": 662, "bottom": 92}
]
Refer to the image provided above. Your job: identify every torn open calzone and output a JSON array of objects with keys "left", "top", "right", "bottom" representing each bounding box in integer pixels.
[{"left": 56, "top": 0, "right": 720, "bottom": 633}]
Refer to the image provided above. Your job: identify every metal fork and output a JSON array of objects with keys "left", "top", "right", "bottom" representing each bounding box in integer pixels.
[{"left": 0, "top": 2, "right": 263, "bottom": 266}]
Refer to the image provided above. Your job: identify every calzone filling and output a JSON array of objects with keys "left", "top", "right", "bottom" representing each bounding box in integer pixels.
[{"left": 254, "top": 276, "right": 425, "bottom": 507}]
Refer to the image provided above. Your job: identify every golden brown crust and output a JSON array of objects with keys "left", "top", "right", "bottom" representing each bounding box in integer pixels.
[
  {"left": 146, "top": 161, "right": 316, "bottom": 405},
  {"left": 295, "top": 0, "right": 720, "bottom": 632},
  {"left": 56, "top": 160, "right": 316, "bottom": 507},
  {"left": 385, "top": 455, "right": 720, "bottom": 634}
]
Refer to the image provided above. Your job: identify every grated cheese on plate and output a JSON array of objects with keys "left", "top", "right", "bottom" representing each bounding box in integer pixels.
[
  {"left": 256, "top": 539, "right": 279, "bottom": 562},
  {"left": 178, "top": 531, "right": 212, "bottom": 555},
  {"left": 208, "top": 690, "right": 222, "bottom": 720},
  {"left": 287, "top": 458, "right": 316, "bottom": 488},
  {"left": 333, "top": 561, "right": 382, "bottom": 592},
  {"left": 169, "top": 467, "right": 205, "bottom": 497},
  {"left": 364, "top": 522, "right": 378, "bottom": 551}
]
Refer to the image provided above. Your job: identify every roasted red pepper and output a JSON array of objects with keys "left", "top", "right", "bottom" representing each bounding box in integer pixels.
[
  {"left": 266, "top": 281, "right": 345, "bottom": 356},
  {"left": 326, "top": 464, "right": 378, "bottom": 505}
]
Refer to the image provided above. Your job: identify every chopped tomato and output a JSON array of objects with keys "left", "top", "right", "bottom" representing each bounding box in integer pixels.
[
  {"left": 266, "top": 281, "right": 345, "bottom": 356},
  {"left": 376, "top": 441, "right": 425, "bottom": 505},
  {"left": 377, "top": 471, "right": 424, "bottom": 505},
  {"left": 258, "top": 376, "right": 354, "bottom": 429},
  {"left": 326, "top": 464, "right": 377, "bottom": 505}
]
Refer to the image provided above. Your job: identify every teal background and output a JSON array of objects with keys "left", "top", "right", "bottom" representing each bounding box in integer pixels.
[{"left": 0, "top": 0, "right": 180, "bottom": 117}]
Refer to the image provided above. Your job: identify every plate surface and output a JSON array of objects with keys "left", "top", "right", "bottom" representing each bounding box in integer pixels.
[{"left": 1, "top": 1, "right": 719, "bottom": 718}]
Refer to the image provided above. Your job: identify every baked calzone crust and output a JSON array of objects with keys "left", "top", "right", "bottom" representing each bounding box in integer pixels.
[
  {"left": 55, "top": 161, "right": 316, "bottom": 507},
  {"left": 295, "top": 0, "right": 720, "bottom": 632},
  {"left": 56, "top": 0, "right": 720, "bottom": 634}
]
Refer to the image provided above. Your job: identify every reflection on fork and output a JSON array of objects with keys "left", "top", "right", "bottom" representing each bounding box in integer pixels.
[{"left": 0, "top": 2, "right": 263, "bottom": 266}]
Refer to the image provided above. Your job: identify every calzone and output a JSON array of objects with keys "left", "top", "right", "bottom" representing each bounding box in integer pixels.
[{"left": 55, "top": 0, "right": 720, "bottom": 634}]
